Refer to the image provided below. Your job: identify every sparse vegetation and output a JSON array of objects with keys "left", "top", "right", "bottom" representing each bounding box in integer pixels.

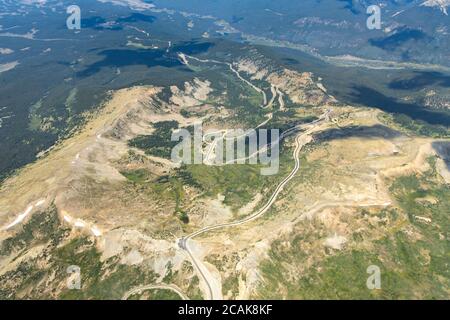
[
  {"left": 381, "top": 113, "right": 450, "bottom": 138},
  {"left": 128, "top": 288, "right": 182, "bottom": 300},
  {"left": 120, "top": 168, "right": 152, "bottom": 184},
  {"left": 256, "top": 156, "right": 450, "bottom": 299}
]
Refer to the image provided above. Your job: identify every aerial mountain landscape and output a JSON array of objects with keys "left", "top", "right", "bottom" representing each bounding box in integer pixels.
[{"left": 0, "top": 0, "right": 449, "bottom": 301}]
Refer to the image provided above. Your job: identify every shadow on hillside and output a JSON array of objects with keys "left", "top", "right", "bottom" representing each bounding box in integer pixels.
[
  {"left": 313, "top": 124, "right": 402, "bottom": 142},
  {"left": 432, "top": 141, "right": 450, "bottom": 170}
]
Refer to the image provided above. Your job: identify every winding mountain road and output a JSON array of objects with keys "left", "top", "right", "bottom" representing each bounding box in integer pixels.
[
  {"left": 179, "top": 116, "right": 327, "bottom": 300},
  {"left": 122, "top": 284, "right": 188, "bottom": 300},
  {"left": 177, "top": 52, "right": 330, "bottom": 300}
]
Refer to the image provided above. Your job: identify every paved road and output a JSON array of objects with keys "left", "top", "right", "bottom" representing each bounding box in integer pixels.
[
  {"left": 188, "top": 53, "right": 275, "bottom": 166},
  {"left": 121, "top": 284, "right": 188, "bottom": 300},
  {"left": 187, "top": 125, "right": 316, "bottom": 239},
  {"left": 181, "top": 54, "right": 268, "bottom": 108},
  {"left": 178, "top": 52, "right": 330, "bottom": 300},
  {"left": 179, "top": 115, "right": 328, "bottom": 300}
]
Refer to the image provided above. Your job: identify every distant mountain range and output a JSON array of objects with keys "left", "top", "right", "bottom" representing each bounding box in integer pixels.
[{"left": 143, "top": 0, "right": 450, "bottom": 68}]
